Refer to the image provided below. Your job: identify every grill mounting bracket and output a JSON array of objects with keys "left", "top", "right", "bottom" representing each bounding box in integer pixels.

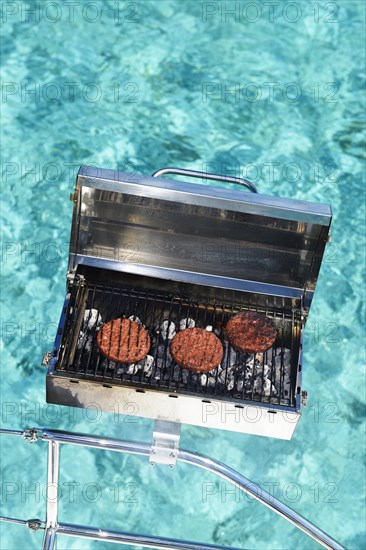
[{"left": 150, "top": 420, "right": 181, "bottom": 468}]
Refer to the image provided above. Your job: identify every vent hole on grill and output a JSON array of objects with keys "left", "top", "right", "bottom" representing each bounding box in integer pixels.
[
  {"left": 103, "top": 384, "right": 112, "bottom": 389},
  {"left": 299, "top": 364, "right": 302, "bottom": 371},
  {"left": 202, "top": 399, "right": 211, "bottom": 403},
  {"left": 69, "top": 380, "right": 79, "bottom": 384},
  {"left": 135, "top": 389, "right": 145, "bottom": 393},
  {"left": 268, "top": 410, "right": 277, "bottom": 414},
  {"left": 234, "top": 404, "right": 244, "bottom": 409},
  {"left": 297, "top": 386, "right": 301, "bottom": 394},
  {"left": 169, "top": 394, "right": 178, "bottom": 398}
]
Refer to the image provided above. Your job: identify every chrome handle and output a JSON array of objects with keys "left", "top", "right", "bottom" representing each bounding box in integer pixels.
[{"left": 151, "top": 167, "right": 257, "bottom": 193}]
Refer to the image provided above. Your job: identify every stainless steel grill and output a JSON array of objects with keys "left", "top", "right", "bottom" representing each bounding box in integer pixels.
[{"left": 45, "top": 165, "right": 332, "bottom": 439}]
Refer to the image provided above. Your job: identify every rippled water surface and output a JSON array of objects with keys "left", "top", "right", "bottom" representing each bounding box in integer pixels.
[{"left": 1, "top": 1, "right": 365, "bottom": 549}]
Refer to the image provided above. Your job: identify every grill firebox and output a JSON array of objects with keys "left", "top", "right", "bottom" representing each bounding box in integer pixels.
[
  {"left": 57, "top": 273, "right": 300, "bottom": 407},
  {"left": 46, "top": 165, "right": 331, "bottom": 439}
]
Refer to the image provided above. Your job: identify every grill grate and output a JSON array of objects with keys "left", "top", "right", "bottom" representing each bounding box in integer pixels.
[{"left": 58, "top": 281, "right": 299, "bottom": 407}]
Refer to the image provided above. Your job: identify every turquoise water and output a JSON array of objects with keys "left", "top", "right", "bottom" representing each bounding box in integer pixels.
[{"left": 1, "top": 1, "right": 365, "bottom": 549}]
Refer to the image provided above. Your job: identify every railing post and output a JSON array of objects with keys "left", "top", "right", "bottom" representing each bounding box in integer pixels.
[
  {"left": 42, "top": 527, "right": 57, "bottom": 549},
  {"left": 42, "top": 441, "right": 60, "bottom": 550}
]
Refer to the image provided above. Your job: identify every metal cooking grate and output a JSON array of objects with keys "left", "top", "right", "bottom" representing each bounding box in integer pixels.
[{"left": 58, "top": 282, "right": 299, "bottom": 406}]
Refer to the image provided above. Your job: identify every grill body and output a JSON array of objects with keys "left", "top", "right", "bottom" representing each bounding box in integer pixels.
[{"left": 46, "top": 166, "right": 331, "bottom": 439}]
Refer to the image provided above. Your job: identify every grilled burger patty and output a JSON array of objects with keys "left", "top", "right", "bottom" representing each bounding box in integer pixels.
[
  {"left": 170, "top": 327, "right": 223, "bottom": 373},
  {"left": 225, "top": 311, "right": 277, "bottom": 353},
  {"left": 96, "top": 318, "right": 150, "bottom": 363}
]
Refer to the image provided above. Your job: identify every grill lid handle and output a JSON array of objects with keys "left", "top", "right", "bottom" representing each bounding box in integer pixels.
[{"left": 151, "top": 167, "right": 258, "bottom": 193}]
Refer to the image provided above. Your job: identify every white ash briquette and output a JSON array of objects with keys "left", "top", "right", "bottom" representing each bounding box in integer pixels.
[
  {"left": 128, "top": 315, "right": 143, "bottom": 325},
  {"left": 83, "top": 309, "right": 102, "bottom": 331},
  {"left": 179, "top": 317, "right": 195, "bottom": 330},
  {"left": 140, "top": 355, "right": 154, "bottom": 376},
  {"left": 77, "top": 330, "right": 94, "bottom": 353},
  {"left": 159, "top": 320, "right": 176, "bottom": 340},
  {"left": 156, "top": 344, "right": 172, "bottom": 369},
  {"left": 125, "top": 363, "right": 135, "bottom": 375}
]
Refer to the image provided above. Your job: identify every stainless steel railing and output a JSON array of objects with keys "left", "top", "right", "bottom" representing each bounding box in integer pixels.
[{"left": 0, "top": 427, "right": 346, "bottom": 550}]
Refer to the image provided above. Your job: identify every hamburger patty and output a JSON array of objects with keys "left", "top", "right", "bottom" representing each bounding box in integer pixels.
[
  {"left": 170, "top": 327, "right": 223, "bottom": 373},
  {"left": 225, "top": 311, "right": 277, "bottom": 353},
  {"left": 96, "top": 318, "right": 150, "bottom": 363}
]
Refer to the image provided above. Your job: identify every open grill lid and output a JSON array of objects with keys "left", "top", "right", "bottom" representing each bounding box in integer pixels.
[{"left": 68, "top": 165, "right": 332, "bottom": 310}]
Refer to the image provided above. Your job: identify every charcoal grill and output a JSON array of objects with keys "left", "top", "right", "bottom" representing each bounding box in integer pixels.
[{"left": 45, "top": 165, "right": 332, "bottom": 439}]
